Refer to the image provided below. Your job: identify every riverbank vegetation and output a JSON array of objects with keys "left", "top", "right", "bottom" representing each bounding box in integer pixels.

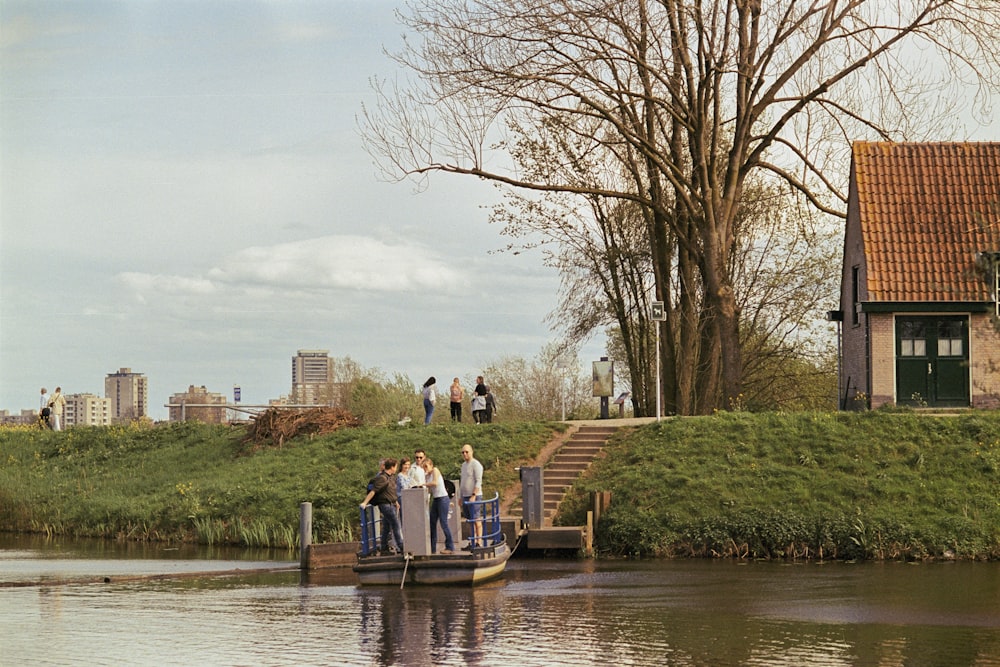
[
  {"left": 0, "top": 420, "right": 561, "bottom": 549},
  {"left": 2, "top": 411, "right": 998, "bottom": 560},
  {"left": 561, "top": 411, "right": 1000, "bottom": 560}
]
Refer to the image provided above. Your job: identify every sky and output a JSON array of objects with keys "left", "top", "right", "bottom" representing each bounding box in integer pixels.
[
  {"left": 2, "top": 2, "right": 996, "bottom": 421},
  {"left": 0, "top": 0, "right": 604, "bottom": 419}
]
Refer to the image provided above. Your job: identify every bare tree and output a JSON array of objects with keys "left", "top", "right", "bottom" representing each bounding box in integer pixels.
[
  {"left": 363, "top": 0, "right": 1000, "bottom": 412},
  {"left": 482, "top": 344, "right": 594, "bottom": 420}
]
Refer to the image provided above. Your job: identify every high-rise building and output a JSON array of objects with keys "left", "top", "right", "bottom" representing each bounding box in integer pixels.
[
  {"left": 105, "top": 367, "right": 148, "bottom": 423},
  {"left": 65, "top": 393, "right": 112, "bottom": 427},
  {"left": 291, "top": 349, "right": 337, "bottom": 405}
]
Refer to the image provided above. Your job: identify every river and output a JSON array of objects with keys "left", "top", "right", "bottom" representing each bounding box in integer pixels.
[{"left": 1, "top": 534, "right": 998, "bottom": 666}]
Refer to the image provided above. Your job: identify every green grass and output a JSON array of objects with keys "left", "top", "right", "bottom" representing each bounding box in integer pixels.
[
  {"left": 559, "top": 411, "right": 1000, "bottom": 560},
  {"left": 0, "top": 420, "right": 562, "bottom": 548},
  {"left": 3, "top": 411, "right": 999, "bottom": 560}
]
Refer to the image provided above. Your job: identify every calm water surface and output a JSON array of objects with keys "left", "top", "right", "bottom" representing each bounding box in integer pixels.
[{"left": 1, "top": 535, "right": 998, "bottom": 666}]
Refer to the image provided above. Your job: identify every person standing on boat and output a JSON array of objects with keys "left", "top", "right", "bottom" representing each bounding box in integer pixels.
[
  {"left": 460, "top": 444, "right": 484, "bottom": 547},
  {"left": 408, "top": 450, "right": 427, "bottom": 487},
  {"left": 397, "top": 458, "right": 414, "bottom": 497},
  {"left": 361, "top": 458, "right": 403, "bottom": 555},
  {"left": 421, "top": 457, "right": 455, "bottom": 554}
]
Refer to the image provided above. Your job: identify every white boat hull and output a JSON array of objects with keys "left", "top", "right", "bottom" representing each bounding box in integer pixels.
[{"left": 354, "top": 541, "right": 511, "bottom": 586}]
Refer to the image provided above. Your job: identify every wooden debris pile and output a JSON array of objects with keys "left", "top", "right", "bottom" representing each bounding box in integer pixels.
[{"left": 243, "top": 407, "right": 360, "bottom": 449}]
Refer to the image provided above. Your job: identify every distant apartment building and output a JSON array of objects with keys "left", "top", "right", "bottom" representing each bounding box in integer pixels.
[
  {"left": 292, "top": 349, "right": 340, "bottom": 405},
  {"left": 105, "top": 367, "right": 148, "bottom": 423},
  {"left": 65, "top": 393, "right": 112, "bottom": 427},
  {"left": 167, "top": 385, "right": 228, "bottom": 424},
  {"left": 0, "top": 409, "right": 38, "bottom": 426}
]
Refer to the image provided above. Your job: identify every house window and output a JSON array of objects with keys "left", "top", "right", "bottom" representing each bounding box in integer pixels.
[
  {"left": 899, "top": 320, "right": 927, "bottom": 357},
  {"left": 937, "top": 320, "right": 964, "bottom": 357}
]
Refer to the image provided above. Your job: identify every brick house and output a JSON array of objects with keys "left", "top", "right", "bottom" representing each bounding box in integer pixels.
[{"left": 837, "top": 142, "right": 1000, "bottom": 409}]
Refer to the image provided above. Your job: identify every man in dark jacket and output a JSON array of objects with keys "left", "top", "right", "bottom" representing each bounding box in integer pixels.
[{"left": 361, "top": 458, "right": 403, "bottom": 553}]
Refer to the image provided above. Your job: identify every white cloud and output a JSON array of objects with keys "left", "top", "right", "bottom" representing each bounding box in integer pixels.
[
  {"left": 206, "top": 235, "right": 465, "bottom": 292},
  {"left": 117, "top": 273, "right": 218, "bottom": 301},
  {"left": 114, "top": 234, "right": 466, "bottom": 306}
]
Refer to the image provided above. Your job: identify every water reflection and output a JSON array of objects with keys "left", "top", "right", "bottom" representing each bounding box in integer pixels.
[{"left": 2, "top": 535, "right": 999, "bottom": 667}]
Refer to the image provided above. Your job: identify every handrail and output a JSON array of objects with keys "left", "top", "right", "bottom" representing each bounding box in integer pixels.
[
  {"left": 462, "top": 492, "right": 504, "bottom": 547},
  {"left": 359, "top": 504, "right": 380, "bottom": 556}
]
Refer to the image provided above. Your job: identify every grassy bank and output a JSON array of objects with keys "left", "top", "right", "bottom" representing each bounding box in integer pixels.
[
  {"left": 560, "top": 411, "right": 1000, "bottom": 560},
  {"left": 0, "top": 420, "right": 562, "bottom": 548},
  {"left": 2, "top": 412, "right": 998, "bottom": 560}
]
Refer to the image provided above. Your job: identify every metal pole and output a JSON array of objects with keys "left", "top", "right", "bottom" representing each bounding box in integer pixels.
[
  {"left": 656, "top": 320, "right": 662, "bottom": 421},
  {"left": 299, "top": 502, "right": 312, "bottom": 570}
]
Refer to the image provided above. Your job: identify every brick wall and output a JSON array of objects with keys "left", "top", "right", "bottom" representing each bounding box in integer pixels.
[
  {"left": 869, "top": 313, "right": 896, "bottom": 408},
  {"left": 970, "top": 313, "right": 1000, "bottom": 409}
]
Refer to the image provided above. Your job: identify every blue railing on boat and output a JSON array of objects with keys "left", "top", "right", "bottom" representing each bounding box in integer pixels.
[
  {"left": 463, "top": 492, "right": 503, "bottom": 548},
  {"left": 359, "top": 504, "right": 379, "bottom": 557},
  {"left": 358, "top": 492, "right": 504, "bottom": 556}
]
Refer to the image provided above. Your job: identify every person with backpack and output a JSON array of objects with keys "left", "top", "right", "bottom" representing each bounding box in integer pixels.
[
  {"left": 361, "top": 458, "right": 403, "bottom": 554},
  {"left": 38, "top": 388, "right": 51, "bottom": 429}
]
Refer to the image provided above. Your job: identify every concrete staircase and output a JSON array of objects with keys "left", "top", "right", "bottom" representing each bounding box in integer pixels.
[{"left": 510, "top": 424, "right": 619, "bottom": 526}]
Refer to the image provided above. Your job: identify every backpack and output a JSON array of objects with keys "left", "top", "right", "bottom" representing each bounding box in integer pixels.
[{"left": 443, "top": 478, "right": 456, "bottom": 499}]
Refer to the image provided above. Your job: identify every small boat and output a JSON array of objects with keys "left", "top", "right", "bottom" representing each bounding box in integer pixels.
[{"left": 353, "top": 490, "right": 512, "bottom": 586}]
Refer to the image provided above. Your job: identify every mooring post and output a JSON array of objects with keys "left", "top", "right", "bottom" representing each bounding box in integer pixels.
[
  {"left": 299, "top": 502, "right": 312, "bottom": 570},
  {"left": 586, "top": 510, "right": 594, "bottom": 557}
]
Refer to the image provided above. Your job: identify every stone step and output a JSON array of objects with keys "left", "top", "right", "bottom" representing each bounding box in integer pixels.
[
  {"left": 507, "top": 424, "right": 621, "bottom": 526},
  {"left": 550, "top": 455, "right": 597, "bottom": 465},
  {"left": 554, "top": 446, "right": 602, "bottom": 454},
  {"left": 543, "top": 472, "right": 578, "bottom": 483}
]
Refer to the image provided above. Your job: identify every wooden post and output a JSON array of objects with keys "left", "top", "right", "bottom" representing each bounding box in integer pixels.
[
  {"left": 585, "top": 510, "right": 594, "bottom": 557},
  {"left": 299, "top": 502, "right": 312, "bottom": 570}
]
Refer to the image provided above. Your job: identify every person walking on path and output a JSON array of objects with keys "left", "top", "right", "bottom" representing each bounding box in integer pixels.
[
  {"left": 421, "top": 458, "right": 455, "bottom": 554},
  {"left": 49, "top": 387, "right": 66, "bottom": 431},
  {"left": 484, "top": 388, "right": 497, "bottom": 423},
  {"left": 361, "top": 458, "right": 403, "bottom": 554},
  {"left": 421, "top": 377, "right": 437, "bottom": 425},
  {"left": 449, "top": 377, "right": 464, "bottom": 422},
  {"left": 471, "top": 376, "right": 488, "bottom": 424},
  {"left": 38, "top": 388, "right": 51, "bottom": 429},
  {"left": 460, "top": 444, "right": 484, "bottom": 547}
]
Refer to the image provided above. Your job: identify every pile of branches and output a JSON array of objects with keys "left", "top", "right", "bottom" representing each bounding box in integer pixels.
[{"left": 242, "top": 407, "right": 360, "bottom": 450}]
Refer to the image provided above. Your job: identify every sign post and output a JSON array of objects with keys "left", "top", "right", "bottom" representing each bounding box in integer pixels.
[
  {"left": 651, "top": 301, "right": 666, "bottom": 421},
  {"left": 592, "top": 357, "right": 613, "bottom": 419}
]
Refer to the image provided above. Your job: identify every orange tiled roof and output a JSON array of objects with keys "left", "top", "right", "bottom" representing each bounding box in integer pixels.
[{"left": 854, "top": 141, "right": 1000, "bottom": 302}]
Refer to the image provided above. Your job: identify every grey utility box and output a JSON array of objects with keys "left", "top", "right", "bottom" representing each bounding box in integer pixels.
[
  {"left": 520, "top": 466, "right": 544, "bottom": 530},
  {"left": 400, "top": 487, "right": 431, "bottom": 556}
]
